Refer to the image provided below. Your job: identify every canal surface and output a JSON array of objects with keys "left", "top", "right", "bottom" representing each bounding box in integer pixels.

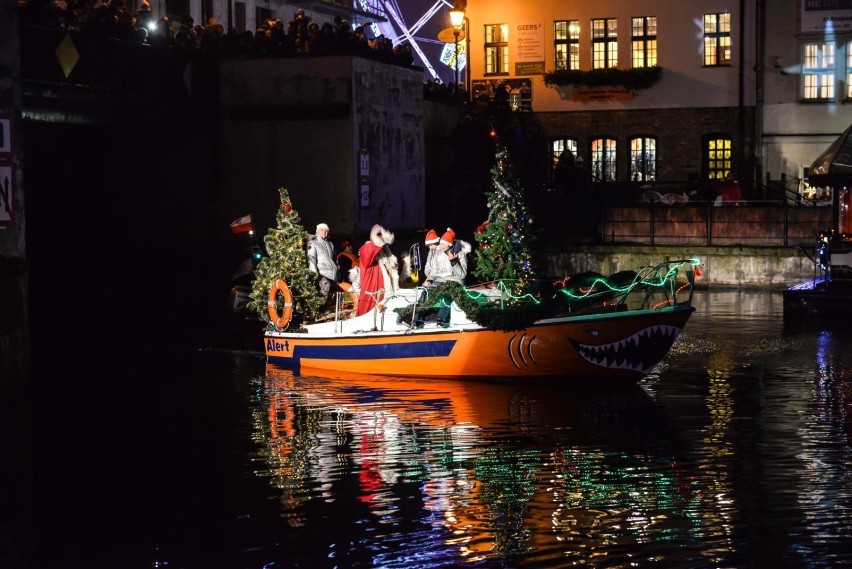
[{"left": 25, "top": 290, "right": 852, "bottom": 568}]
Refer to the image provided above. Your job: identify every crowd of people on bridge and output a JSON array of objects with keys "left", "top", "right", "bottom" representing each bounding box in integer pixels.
[
  {"left": 19, "top": 0, "right": 468, "bottom": 100},
  {"left": 21, "top": 2, "right": 415, "bottom": 65}
]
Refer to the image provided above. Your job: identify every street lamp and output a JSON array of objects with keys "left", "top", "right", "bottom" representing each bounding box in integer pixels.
[{"left": 449, "top": 9, "right": 465, "bottom": 94}]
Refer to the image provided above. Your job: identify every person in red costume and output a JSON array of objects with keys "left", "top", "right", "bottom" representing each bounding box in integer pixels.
[{"left": 357, "top": 224, "right": 395, "bottom": 316}]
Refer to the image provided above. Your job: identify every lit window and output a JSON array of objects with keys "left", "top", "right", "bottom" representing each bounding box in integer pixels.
[
  {"left": 631, "top": 16, "right": 657, "bottom": 68},
  {"left": 485, "top": 24, "right": 509, "bottom": 75},
  {"left": 847, "top": 41, "right": 852, "bottom": 98},
  {"left": 592, "top": 137, "right": 617, "bottom": 181},
  {"left": 550, "top": 138, "right": 577, "bottom": 175},
  {"left": 630, "top": 137, "right": 656, "bottom": 181},
  {"left": 703, "top": 13, "right": 731, "bottom": 66},
  {"left": 592, "top": 18, "right": 617, "bottom": 69},
  {"left": 554, "top": 20, "right": 580, "bottom": 71},
  {"left": 706, "top": 136, "right": 732, "bottom": 180},
  {"left": 803, "top": 42, "right": 835, "bottom": 100}
]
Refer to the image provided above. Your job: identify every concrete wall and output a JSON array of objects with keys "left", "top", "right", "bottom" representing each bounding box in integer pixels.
[
  {"left": 546, "top": 244, "right": 815, "bottom": 290},
  {"left": 218, "top": 56, "right": 425, "bottom": 241}
]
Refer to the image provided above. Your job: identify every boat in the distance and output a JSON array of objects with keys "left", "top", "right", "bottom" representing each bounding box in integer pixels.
[
  {"left": 783, "top": 129, "right": 852, "bottom": 324},
  {"left": 264, "top": 258, "right": 699, "bottom": 380}
]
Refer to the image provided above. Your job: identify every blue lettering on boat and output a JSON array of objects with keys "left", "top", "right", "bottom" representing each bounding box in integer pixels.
[{"left": 266, "top": 339, "right": 291, "bottom": 353}]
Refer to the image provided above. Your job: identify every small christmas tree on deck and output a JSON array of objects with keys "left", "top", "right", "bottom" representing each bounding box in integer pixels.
[
  {"left": 248, "top": 188, "right": 324, "bottom": 326},
  {"left": 473, "top": 146, "right": 537, "bottom": 297}
]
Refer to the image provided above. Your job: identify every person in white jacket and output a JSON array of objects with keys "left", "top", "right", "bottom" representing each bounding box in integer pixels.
[
  {"left": 306, "top": 222, "right": 339, "bottom": 308},
  {"left": 424, "top": 227, "right": 471, "bottom": 286}
]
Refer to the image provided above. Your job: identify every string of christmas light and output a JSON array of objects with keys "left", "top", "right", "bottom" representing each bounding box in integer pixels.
[
  {"left": 556, "top": 258, "right": 701, "bottom": 301},
  {"left": 473, "top": 146, "right": 537, "bottom": 296},
  {"left": 398, "top": 259, "right": 700, "bottom": 331}
]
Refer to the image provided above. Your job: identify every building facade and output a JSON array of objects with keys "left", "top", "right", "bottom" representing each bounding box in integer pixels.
[
  {"left": 446, "top": 0, "right": 846, "bottom": 203},
  {"left": 461, "top": 0, "right": 758, "bottom": 194},
  {"left": 761, "top": 1, "right": 852, "bottom": 201}
]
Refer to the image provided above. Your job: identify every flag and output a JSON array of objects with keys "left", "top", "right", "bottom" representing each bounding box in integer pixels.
[{"left": 230, "top": 214, "right": 253, "bottom": 234}]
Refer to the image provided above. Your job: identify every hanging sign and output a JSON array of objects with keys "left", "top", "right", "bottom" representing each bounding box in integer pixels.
[
  {"left": 0, "top": 163, "right": 14, "bottom": 227},
  {"left": 0, "top": 113, "right": 12, "bottom": 157},
  {"left": 572, "top": 88, "right": 635, "bottom": 102},
  {"left": 514, "top": 23, "right": 545, "bottom": 75},
  {"left": 359, "top": 150, "right": 370, "bottom": 208}
]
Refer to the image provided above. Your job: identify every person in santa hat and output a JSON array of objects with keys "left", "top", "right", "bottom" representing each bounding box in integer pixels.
[
  {"left": 423, "top": 227, "right": 471, "bottom": 286},
  {"left": 420, "top": 229, "right": 440, "bottom": 284}
]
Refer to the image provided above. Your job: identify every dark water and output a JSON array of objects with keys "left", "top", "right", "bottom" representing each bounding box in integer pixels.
[{"left": 23, "top": 290, "right": 852, "bottom": 568}]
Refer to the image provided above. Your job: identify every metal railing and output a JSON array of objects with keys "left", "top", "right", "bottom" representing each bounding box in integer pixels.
[{"left": 600, "top": 199, "right": 832, "bottom": 247}]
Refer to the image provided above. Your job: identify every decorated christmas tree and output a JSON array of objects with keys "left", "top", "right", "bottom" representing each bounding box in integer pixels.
[
  {"left": 248, "top": 188, "right": 325, "bottom": 326},
  {"left": 473, "top": 146, "right": 537, "bottom": 296}
]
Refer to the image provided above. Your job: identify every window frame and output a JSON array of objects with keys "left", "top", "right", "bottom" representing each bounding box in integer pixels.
[
  {"left": 551, "top": 138, "right": 579, "bottom": 182},
  {"left": 802, "top": 41, "right": 836, "bottom": 101},
  {"left": 591, "top": 137, "right": 617, "bottom": 182},
  {"left": 631, "top": 16, "right": 657, "bottom": 68},
  {"left": 629, "top": 136, "right": 657, "bottom": 182},
  {"left": 591, "top": 18, "right": 618, "bottom": 70},
  {"left": 847, "top": 41, "right": 852, "bottom": 100},
  {"left": 554, "top": 20, "right": 580, "bottom": 71},
  {"left": 484, "top": 23, "right": 510, "bottom": 76},
  {"left": 703, "top": 12, "right": 731, "bottom": 67},
  {"left": 704, "top": 134, "right": 733, "bottom": 181}
]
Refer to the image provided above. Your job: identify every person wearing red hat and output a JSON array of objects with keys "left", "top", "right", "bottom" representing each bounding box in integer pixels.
[
  {"left": 424, "top": 227, "right": 470, "bottom": 286},
  {"left": 424, "top": 229, "right": 439, "bottom": 245},
  {"left": 420, "top": 229, "right": 440, "bottom": 286}
]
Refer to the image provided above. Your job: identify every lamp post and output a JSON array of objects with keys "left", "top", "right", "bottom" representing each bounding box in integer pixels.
[{"left": 449, "top": 9, "right": 465, "bottom": 95}]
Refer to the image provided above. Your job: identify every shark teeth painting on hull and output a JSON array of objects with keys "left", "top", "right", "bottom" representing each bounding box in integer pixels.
[{"left": 571, "top": 325, "right": 683, "bottom": 375}]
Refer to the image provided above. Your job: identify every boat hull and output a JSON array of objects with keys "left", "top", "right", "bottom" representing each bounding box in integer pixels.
[{"left": 265, "top": 305, "right": 694, "bottom": 379}]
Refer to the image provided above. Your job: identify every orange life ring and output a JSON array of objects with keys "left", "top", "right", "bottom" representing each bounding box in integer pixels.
[{"left": 267, "top": 279, "right": 294, "bottom": 329}]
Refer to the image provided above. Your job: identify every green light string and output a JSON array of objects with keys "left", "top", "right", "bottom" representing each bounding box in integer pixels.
[{"left": 397, "top": 258, "right": 700, "bottom": 331}]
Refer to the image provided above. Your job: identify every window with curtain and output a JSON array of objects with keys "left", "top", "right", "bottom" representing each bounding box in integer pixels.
[{"left": 803, "top": 42, "right": 835, "bottom": 100}]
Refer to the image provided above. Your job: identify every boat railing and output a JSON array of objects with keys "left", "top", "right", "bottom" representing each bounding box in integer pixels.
[
  {"left": 558, "top": 258, "right": 699, "bottom": 316},
  {"left": 626, "top": 259, "right": 699, "bottom": 310},
  {"left": 321, "top": 259, "right": 699, "bottom": 332}
]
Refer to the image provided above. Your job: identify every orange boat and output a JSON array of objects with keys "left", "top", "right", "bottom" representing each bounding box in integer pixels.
[{"left": 265, "top": 259, "right": 699, "bottom": 380}]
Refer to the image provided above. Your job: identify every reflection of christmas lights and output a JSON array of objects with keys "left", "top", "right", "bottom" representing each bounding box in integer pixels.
[{"left": 253, "top": 366, "right": 718, "bottom": 560}]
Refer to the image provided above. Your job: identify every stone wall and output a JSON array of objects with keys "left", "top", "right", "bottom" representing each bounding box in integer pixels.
[{"left": 545, "top": 244, "right": 816, "bottom": 290}]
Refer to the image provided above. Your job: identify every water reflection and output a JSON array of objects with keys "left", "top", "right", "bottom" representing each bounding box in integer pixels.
[
  {"left": 253, "top": 366, "right": 719, "bottom": 567},
  {"left": 24, "top": 291, "right": 852, "bottom": 568},
  {"left": 243, "top": 290, "right": 852, "bottom": 568}
]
